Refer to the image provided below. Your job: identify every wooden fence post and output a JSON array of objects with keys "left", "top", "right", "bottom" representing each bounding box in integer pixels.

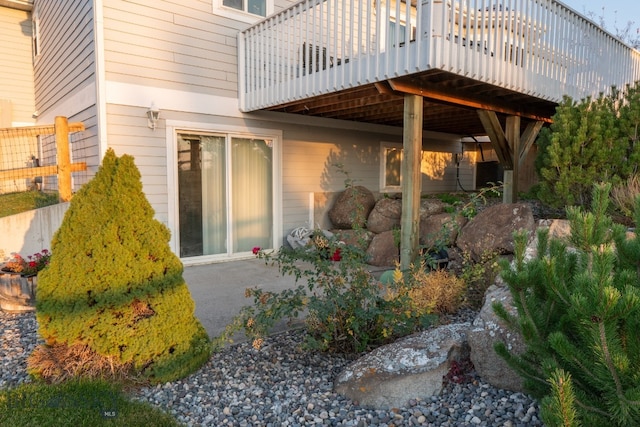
[{"left": 55, "top": 116, "right": 72, "bottom": 202}]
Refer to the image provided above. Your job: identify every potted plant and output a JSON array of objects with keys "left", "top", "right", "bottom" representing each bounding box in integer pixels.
[{"left": 0, "top": 249, "right": 50, "bottom": 312}]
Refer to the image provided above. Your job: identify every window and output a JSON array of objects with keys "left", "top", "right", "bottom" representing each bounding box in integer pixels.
[
  {"left": 381, "top": 142, "right": 460, "bottom": 193},
  {"left": 214, "top": 0, "right": 271, "bottom": 22},
  {"left": 32, "top": 7, "right": 41, "bottom": 60},
  {"left": 388, "top": 20, "right": 416, "bottom": 48},
  {"left": 223, "top": 0, "right": 266, "bottom": 16},
  {"left": 177, "top": 132, "right": 273, "bottom": 258},
  {"left": 380, "top": 142, "right": 403, "bottom": 192}
]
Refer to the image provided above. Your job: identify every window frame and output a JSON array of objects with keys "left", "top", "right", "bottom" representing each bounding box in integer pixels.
[
  {"left": 167, "top": 120, "right": 282, "bottom": 264},
  {"left": 380, "top": 141, "right": 403, "bottom": 193},
  {"left": 32, "top": 6, "right": 41, "bottom": 62},
  {"left": 212, "top": 0, "right": 273, "bottom": 24}
]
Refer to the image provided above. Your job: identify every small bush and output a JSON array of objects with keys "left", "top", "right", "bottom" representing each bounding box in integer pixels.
[
  {"left": 389, "top": 263, "right": 465, "bottom": 316},
  {"left": 214, "top": 233, "right": 432, "bottom": 354},
  {"left": 30, "top": 149, "right": 210, "bottom": 384},
  {"left": 611, "top": 173, "right": 640, "bottom": 222}
]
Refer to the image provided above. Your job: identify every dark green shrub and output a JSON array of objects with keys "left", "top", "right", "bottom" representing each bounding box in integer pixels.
[
  {"left": 495, "top": 183, "right": 640, "bottom": 426},
  {"left": 536, "top": 82, "right": 640, "bottom": 209},
  {"left": 30, "top": 149, "right": 210, "bottom": 384}
]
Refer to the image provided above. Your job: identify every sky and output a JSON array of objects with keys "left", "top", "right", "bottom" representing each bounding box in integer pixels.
[{"left": 559, "top": 0, "right": 639, "bottom": 36}]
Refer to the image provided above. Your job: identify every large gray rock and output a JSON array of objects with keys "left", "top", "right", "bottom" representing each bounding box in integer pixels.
[
  {"left": 328, "top": 186, "right": 376, "bottom": 229},
  {"left": 365, "top": 230, "right": 399, "bottom": 267},
  {"left": 334, "top": 323, "right": 470, "bottom": 409},
  {"left": 456, "top": 203, "right": 535, "bottom": 261},
  {"left": 367, "top": 198, "right": 402, "bottom": 233},
  {"left": 467, "top": 283, "right": 526, "bottom": 392},
  {"left": 467, "top": 221, "right": 570, "bottom": 393},
  {"left": 420, "top": 213, "right": 468, "bottom": 249}
]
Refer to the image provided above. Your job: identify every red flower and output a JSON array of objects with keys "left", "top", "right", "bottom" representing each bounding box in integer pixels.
[
  {"left": 252, "top": 247, "right": 261, "bottom": 255},
  {"left": 330, "top": 248, "right": 342, "bottom": 262}
]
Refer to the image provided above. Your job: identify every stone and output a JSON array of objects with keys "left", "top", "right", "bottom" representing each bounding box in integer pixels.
[
  {"left": 367, "top": 198, "right": 403, "bottom": 234},
  {"left": 419, "top": 213, "right": 468, "bottom": 249},
  {"left": 456, "top": 203, "right": 535, "bottom": 261},
  {"left": 365, "top": 230, "right": 399, "bottom": 267},
  {"left": 328, "top": 186, "right": 376, "bottom": 229},
  {"left": 467, "top": 282, "right": 526, "bottom": 393},
  {"left": 334, "top": 323, "right": 470, "bottom": 409},
  {"left": 331, "top": 229, "right": 374, "bottom": 252},
  {"left": 419, "top": 199, "right": 448, "bottom": 218}
]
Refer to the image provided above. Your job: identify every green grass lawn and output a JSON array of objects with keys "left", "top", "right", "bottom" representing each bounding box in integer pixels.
[
  {"left": 0, "top": 380, "right": 181, "bottom": 427},
  {"left": 0, "top": 191, "right": 59, "bottom": 218}
]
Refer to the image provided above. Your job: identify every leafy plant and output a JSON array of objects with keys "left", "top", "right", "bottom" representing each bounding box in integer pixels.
[
  {"left": 1, "top": 249, "right": 51, "bottom": 276},
  {"left": 495, "top": 183, "right": 640, "bottom": 426},
  {"left": 214, "top": 235, "right": 431, "bottom": 354},
  {"left": 389, "top": 263, "right": 465, "bottom": 316},
  {"left": 610, "top": 173, "right": 640, "bottom": 223}
]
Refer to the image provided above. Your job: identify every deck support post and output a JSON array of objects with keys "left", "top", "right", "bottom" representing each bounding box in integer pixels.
[
  {"left": 400, "top": 94, "right": 423, "bottom": 271},
  {"left": 477, "top": 110, "right": 543, "bottom": 203}
]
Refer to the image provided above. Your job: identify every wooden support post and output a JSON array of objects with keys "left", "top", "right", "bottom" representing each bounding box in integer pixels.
[
  {"left": 505, "top": 116, "right": 520, "bottom": 203},
  {"left": 55, "top": 116, "right": 72, "bottom": 202},
  {"left": 400, "top": 94, "right": 423, "bottom": 271}
]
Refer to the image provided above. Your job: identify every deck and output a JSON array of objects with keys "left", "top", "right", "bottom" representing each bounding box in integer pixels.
[{"left": 239, "top": 0, "right": 640, "bottom": 134}]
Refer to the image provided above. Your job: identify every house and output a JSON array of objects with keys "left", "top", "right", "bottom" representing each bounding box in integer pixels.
[{"left": 2, "top": 0, "right": 639, "bottom": 266}]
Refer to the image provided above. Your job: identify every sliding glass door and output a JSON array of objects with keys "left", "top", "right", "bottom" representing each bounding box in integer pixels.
[{"left": 177, "top": 132, "right": 273, "bottom": 258}]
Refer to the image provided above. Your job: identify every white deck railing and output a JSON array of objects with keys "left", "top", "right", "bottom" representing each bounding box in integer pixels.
[{"left": 239, "top": 0, "right": 640, "bottom": 112}]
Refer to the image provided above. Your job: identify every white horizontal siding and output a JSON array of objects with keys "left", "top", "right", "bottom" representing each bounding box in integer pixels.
[
  {"left": 103, "top": 0, "right": 250, "bottom": 99},
  {"left": 0, "top": 7, "right": 36, "bottom": 125},
  {"left": 106, "top": 104, "right": 169, "bottom": 224},
  {"left": 34, "top": 0, "right": 96, "bottom": 113}
]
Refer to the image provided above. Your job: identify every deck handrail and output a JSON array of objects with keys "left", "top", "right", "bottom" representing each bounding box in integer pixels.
[{"left": 239, "top": 0, "right": 640, "bottom": 112}]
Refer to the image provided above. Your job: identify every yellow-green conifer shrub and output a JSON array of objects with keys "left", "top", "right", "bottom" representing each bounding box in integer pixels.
[{"left": 30, "top": 149, "right": 210, "bottom": 384}]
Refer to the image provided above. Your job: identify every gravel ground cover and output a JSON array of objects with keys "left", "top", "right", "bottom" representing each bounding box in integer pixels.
[{"left": 1, "top": 309, "right": 542, "bottom": 426}]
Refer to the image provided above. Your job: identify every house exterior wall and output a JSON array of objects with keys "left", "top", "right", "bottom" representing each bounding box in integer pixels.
[
  {"left": 30, "top": 0, "right": 473, "bottom": 260},
  {"left": 32, "top": 0, "right": 100, "bottom": 186},
  {"left": 0, "top": 6, "right": 36, "bottom": 127}
]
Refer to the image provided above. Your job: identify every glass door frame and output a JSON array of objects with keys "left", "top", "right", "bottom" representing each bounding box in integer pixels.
[{"left": 166, "top": 120, "right": 283, "bottom": 265}]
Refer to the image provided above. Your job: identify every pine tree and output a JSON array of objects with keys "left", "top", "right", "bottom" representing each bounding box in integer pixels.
[
  {"left": 495, "top": 183, "right": 640, "bottom": 426},
  {"left": 29, "top": 149, "right": 210, "bottom": 384},
  {"left": 535, "top": 83, "right": 640, "bottom": 209}
]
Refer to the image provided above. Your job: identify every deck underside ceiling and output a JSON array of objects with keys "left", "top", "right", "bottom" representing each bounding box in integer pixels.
[{"left": 263, "top": 70, "right": 557, "bottom": 136}]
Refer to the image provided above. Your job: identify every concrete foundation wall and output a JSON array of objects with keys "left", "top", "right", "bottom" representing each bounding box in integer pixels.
[{"left": 0, "top": 203, "right": 69, "bottom": 260}]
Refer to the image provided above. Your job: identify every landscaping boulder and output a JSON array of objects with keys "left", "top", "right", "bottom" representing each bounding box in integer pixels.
[
  {"left": 420, "top": 213, "right": 468, "bottom": 249},
  {"left": 367, "top": 198, "right": 402, "bottom": 233},
  {"left": 334, "top": 323, "right": 470, "bottom": 409},
  {"left": 419, "top": 198, "right": 447, "bottom": 219},
  {"left": 467, "top": 282, "right": 526, "bottom": 392},
  {"left": 331, "top": 229, "right": 374, "bottom": 252},
  {"left": 456, "top": 203, "right": 535, "bottom": 261},
  {"left": 365, "top": 230, "right": 398, "bottom": 267},
  {"left": 328, "top": 186, "right": 376, "bottom": 229}
]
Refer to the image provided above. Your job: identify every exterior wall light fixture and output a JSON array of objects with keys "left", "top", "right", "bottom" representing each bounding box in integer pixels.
[{"left": 147, "top": 108, "right": 160, "bottom": 129}]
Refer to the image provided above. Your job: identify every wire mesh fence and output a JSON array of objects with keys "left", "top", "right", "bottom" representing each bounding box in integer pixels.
[{"left": 0, "top": 117, "right": 88, "bottom": 202}]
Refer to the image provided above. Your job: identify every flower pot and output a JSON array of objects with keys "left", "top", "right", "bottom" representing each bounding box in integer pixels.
[{"left": 0, "top": 270, "right": 37, "bottom": 312}]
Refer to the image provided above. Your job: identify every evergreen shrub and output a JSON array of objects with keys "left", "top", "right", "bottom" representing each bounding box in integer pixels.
[
  {"left": 495, "top": 183, "right": 640, "bottom": 426},
  {"left": 29, "top": 149, "right": 210, "bottom": 384}
]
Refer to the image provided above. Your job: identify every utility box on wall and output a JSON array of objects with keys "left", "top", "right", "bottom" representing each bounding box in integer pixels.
[{"left": 476, "top": 161, "right": 503, "bottom": 188}]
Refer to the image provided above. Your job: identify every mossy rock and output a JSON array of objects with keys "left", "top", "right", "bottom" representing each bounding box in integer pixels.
[{"left": 32, "top": 149, "right": 210, "bottom": 383}]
